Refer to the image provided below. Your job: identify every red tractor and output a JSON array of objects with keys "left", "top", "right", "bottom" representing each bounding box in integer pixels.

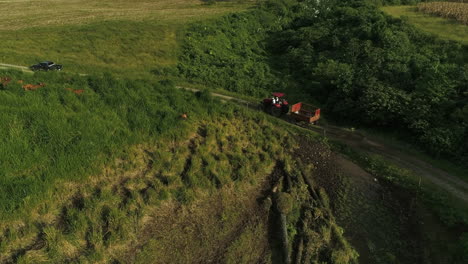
[
  {"left": 261, "top": 92, "right": 290, "bottom": 117},
  {"left": 261, "top": 92, "right": 321, "bottom": 125}
]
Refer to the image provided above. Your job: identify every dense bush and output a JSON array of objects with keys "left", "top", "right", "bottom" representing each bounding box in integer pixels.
[
  {"left": 272, "top": 0, "right": 467, "bottom": 162},
  {"left": 177, "top": 7, "right": 287, "bottom": 96},
  {"left": 179, "top": 0, "right": 467, "bottom": 162}
]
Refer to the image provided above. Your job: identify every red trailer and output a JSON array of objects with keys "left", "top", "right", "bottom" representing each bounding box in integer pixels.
[{"left": 290, "top": 102, "right": 320, "bottom": 124}]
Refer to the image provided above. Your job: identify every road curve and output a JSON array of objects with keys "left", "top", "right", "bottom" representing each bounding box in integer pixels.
[
  {"left": 176, "top": 86, "right": 468, "bottom": 203},
  {"left": 310, "top": 124, "right": 468, "bottom": 203},
  {"left": 1, "top": 65, "right": 466, "bottom": 203}
]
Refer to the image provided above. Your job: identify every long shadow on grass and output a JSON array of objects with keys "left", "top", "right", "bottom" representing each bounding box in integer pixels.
[{"left": 263, "top": 161, "right": 287, "bottom": 264}]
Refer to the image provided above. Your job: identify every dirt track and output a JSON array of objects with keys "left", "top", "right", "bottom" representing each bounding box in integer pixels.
[
  {"left": 308, "top": 124, "right": 468, "bottom": 203},
  {"left": 1, "top": 61, "right": 466, "bottom": 204},
  {"left": 0, "top": 63, "right": 32, "bottom": 72},
  {"left": 175, "top": 86, "right": 468, "bottom": 204}
]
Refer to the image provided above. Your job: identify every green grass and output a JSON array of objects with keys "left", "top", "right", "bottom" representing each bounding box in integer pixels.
[
  {"left": 0, "top": 82, "right": 348, "bottom": 261},
  {"left": 331, "top": 142, "right": 468, "bottom": 263},
  {"left": 333, "top": 140, "right": 468, "bottom": 225},
  {"left": 381, "top": 5, "right": 468, "bottom": 45},
  {"left": 357, "top": 128, "right": 468, "bottom": 183},
  {"left": 0, "top": 0, "right": 256, "bottom": 31},
  {"left": 0, "top": 70, "right": 210, "bottom": 214},
  {"left": 0, "top": 0, "right": 256, "bottom": 79},
  {"left": 0, "top": 20, "right": 180, "bottom": 79}
]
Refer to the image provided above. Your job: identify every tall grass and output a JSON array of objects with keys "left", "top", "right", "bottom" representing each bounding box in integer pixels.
[
  {"left": 0, "top": 70, "right": 206, "bottom": 213},
  {"left": 0, "top": 84, "right": 311, "bottom": 262}
]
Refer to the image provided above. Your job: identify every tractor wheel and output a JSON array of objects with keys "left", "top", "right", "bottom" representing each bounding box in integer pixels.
[
  {"left": 281, "top": 104, "right": 290, "bottom": 114},
  {"left": 258, "top": 102, "right": 265, "bottom": 111},
  {"left": 271, "top": 106, "right": 282, "bottom": 117}
]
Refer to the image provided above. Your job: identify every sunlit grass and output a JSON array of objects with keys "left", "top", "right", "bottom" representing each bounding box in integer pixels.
[
  {"left": 0, "top": 0, "right": 256, "bottom": 30},
  {"left": 0, "top": 0, "right": 256, "bottom": 78},
  {"left": 381, "top": 5, "right": 468, "bottom": 45}
]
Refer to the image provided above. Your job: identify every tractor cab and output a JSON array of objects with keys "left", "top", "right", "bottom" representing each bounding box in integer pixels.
[{"left": 262, "top": 92, "right": 290, "bottom": 116}]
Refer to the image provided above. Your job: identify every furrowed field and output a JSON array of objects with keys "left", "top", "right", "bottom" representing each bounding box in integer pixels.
[{"left": 418, "top": 2, "right": 468, "bottom": 25}]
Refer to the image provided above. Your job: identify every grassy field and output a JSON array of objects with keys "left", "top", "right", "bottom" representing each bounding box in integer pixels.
[
  {"left": 0, "top": 68, "right": 357, "bottom": 262},
  {"left": 1, "top": 0, "right": 467, "bottom": 262},
  {"left": 0, "top": 0, "right": 255, "bottom": 30},
  {"left": 0, "top": 0, "right": 256, "bottom": 78},
  {"left": 381, "top": 5, "right": 468, "bottom": 45}
]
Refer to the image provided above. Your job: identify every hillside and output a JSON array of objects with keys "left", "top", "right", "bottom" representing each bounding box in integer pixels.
[
  {"left": 0, "top": 70, "right": 358, "bottom": 263},
  {"left": 176, "top": 0, "right": 468, "bottom": 165},
  {"left": 1, "top": 0, "right": 468, "bottom": 263}
]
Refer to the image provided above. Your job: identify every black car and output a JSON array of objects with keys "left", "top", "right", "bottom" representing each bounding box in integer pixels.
[{"left": 30, "top": 61, "right": 63, "bottom": 71}]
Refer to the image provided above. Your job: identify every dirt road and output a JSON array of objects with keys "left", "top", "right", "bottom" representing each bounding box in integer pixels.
[
  {"left": 1, "top": 62, "right": 466, "bottom": 203},
  {"left": 0, "top": 62, "right": 32, "bottom": 72},
  {"left": 175, "top": 86, "right": 468, "bottom": 204},
  {"left": 311, "top": 124, "right": 468, "bottom": 203}
]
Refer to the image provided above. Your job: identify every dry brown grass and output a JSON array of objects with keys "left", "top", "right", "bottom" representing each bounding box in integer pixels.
[
  {"left": 418, "top": 2, "right": 468, "bottom": 25},
  {"left": 0, "top": 114, "right": 286, "bottom": 262},
  {"left": 0, "top": 0, "right": 255, "bottom": 30}
]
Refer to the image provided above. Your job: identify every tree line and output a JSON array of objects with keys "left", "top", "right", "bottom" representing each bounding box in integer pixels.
[{"left": 179, "top": 0, "right": 467, "bottom": 164}]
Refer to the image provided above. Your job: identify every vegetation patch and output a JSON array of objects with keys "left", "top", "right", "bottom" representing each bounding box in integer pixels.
[
  {"left": 418, "top": 2, "right": 468, "bottom": 25},
  {"left": 0, "top": 69, "right": 211, "bottom": 214},
  {"left": 0, "top": 96, "right": 356, "bottom": 262},
  {"left": 330, "top": 142, "right": 468, "bottom": 263},
  {"left": 178, "top": 0, "right": 467, "bottom": 164},
  {"left": 177, "top": 9, "right": 284, "bottom": 96},
  {"left": 381, "top": 5, "right": 468, "bottom": 44},
  {"left": 0, "top": 0, "right": 255, "bottom": 79}
]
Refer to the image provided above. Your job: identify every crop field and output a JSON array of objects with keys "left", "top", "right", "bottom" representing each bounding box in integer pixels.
[
  {"left": 0, "top": 0, "right": 255, "bottom": 78},
  {"left": 381, "top": 5, "right": 468, "bottom": 45},
  {"left": 418, "top": 2, "right": 468, "bottom": 25},
  {"left": 0, "top": 0, "right": 255, "bottom": 30}
]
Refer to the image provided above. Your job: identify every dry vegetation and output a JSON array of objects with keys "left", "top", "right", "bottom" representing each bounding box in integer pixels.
[
  {"left": 418, "top": 2, "right": 468, "bottom": 25},
  {"left": 0, "top": 109, "right": 356, "bottom": 263},
  {"left": 0, "top": 115, "right": 281, "bottom": 262},
  {"left": 0, "top": 0, "right": 255, "bottom": 30}
]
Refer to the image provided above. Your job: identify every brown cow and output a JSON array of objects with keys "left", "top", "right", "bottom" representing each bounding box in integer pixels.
[
  {"left": 66, "top": 88, "right": 85, "bottom": 95},
  {"left": 23, "top": 82, "right": 46, "bottom": 91},
  {"left": 0, "top": 77, "right": 11, "bottom": 86},
  {"left": 73, "top": 89, "right": 85, "bottom": 95}
]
